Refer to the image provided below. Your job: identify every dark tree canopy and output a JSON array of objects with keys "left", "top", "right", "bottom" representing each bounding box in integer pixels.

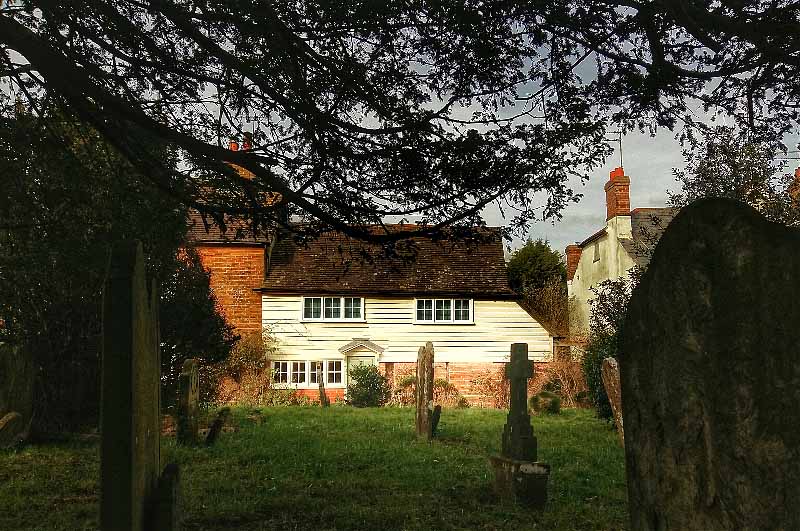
[
  {"left": 0, "top": 106, "right": 235, "bottom": 429},
  {"left": 507, "top": 238, "right": 566, "bottom": 293},
  {"left": 1, "top": 1, "right": 799, "bottom": 241}
]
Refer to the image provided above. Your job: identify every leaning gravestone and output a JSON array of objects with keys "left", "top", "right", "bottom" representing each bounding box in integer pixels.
[
  {"left": 621, "top": 198, "right": 800, "bottom": 530},
  {"left": 489, "top": 343, "right": 550, "bottom": 507},
  {"left": 415, "top": 342, "right": 434, "bottom": 440},
  {"left": 176, "top": 358, "right": 199, "bottom": 445},
  {"left": 101, "top": 241, "right": 180, "bottom": 531},
  {"left": 0, "top": 342, "right": 35, "bottom": 447},
  {"left": 601, "top": 357, "right": 624, "bottom": 446}
]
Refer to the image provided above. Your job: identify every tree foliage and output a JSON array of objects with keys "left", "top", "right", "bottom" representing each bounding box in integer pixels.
[
  {"left": 507, "top": 238, "right": 566, "bottom": 293},
  {"left": 0, "top": 106, "right": 234, "bottom": 429},
  {"left": 669, "top": 126, "right": 800, "bottom": 226},
  {"left": 2, "top": 1, "right": 798, "bottom": 242}
]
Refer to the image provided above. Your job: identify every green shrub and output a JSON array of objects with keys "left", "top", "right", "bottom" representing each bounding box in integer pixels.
[
  {"left": 346, "top": 364, "right": 391, "bottom": 407},
  {"left": 529, "top": 391, "right": 561, "bottom": 415},
  {"left": 581, "top": 333, "right": 615, "bottom": 421}
]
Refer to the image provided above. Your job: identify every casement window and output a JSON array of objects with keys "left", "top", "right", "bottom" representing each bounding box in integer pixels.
[
  {"left": 302, "top": 296, "right": 364, "bottom": 321},
  {"left": 274, "top": 360, "right": 344, "bottom": 388},
  {"left": 273, "top": 361, "right": 289, "bottom": 383},
  {"left": 327, "top": 360, "right": 343, "bottom": 384},
  {"left": 291, "top": 361, "right": 306, "bottom": 384},
  {"left": 415, "top": 298, "right": 473, "bottom": 324}
]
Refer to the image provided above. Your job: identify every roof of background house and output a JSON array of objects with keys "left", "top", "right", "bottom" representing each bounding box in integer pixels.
[
  {"left": 257, "top": 225, "right": 516, "bottom": 298},
  {"left": 187, "top": 210, "right": 271, "bottom": 244},
  {"left": 619, "top": 207, "right": 679, "bottom": 268}
]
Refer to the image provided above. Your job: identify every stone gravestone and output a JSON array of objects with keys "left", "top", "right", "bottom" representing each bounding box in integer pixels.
[
  {"left": 316, "top": 362, "right": 330, "bottom": 407},
  {"left": 415, "top": 342, "right": 434, "bottom": 441},
  {"left": 489, "top": 343, "right": 550, "bottom": 508},
  {"left": 176, "top": 358, "right": 199, "bottom": 445},
  {"left": 621, "top": 198, "right": 800, "bottom": 530},
  {"left": 101, "top": 241, "right": 180, "bottom": 531},
  {"left": 601, "top": 357, "right": 624, "bottom": 446},
  {"left": 0, "top": 341, "right": 35, "bottom": 447}
]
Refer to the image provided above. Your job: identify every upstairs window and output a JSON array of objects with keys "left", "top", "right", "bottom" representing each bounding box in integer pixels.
[
  {"left": 303, "top": 297, "right": 322, "bottom": 319},
  {"left": 415, "top": 299, "right": 473, "bottom": 323},
  {"left": 303, "top": 296, "right": 363, "bottom": 321}
]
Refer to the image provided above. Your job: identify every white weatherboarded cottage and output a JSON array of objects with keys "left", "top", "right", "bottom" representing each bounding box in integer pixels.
[{"left": 257, "top": 226, "right": 555, "bottom": 401}]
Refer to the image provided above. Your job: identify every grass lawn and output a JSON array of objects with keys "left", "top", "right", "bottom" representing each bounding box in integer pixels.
[{"left": 0, "top": 407, "right": 627, "bottom": 530}]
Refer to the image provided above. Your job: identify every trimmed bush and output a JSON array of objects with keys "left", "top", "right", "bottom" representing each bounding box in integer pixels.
[
  {"left": 529, "top": 391, "right": 561, "bottom": 415},
  {"left": 347, "top": 364, "right": 391, "bottom": 407},
  {"left": 581, "top": 333, "right": 616, "bottom": 420}
]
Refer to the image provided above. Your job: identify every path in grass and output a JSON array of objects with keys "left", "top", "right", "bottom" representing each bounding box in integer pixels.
[{"left": 0, "top": 407, "right": 627, "bottom": 530}]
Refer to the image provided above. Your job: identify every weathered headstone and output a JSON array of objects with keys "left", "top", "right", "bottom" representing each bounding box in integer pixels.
[
  {"left": 176, "top": 358, "right": 199, "bottom": 445},
  {"left": 100, "top": 241, "right": 180, "bottom": 531},
  {"left": 489, "top": 343, "right": 550, "bottom": 507},
  {"left": 415, "top": 342, "right": 434, "bottom": 440},
  {"left": 601, "top": 357, "right": 624, "bottom": 446},
  {"left": 0, "top": 342, "right": 35, "bottom": 446},
  {"left": 316, "top": 362, "right": 330, "bottom": 407},
  {"left": 621, "top": 198, "right": 800, "bottom": 530}
]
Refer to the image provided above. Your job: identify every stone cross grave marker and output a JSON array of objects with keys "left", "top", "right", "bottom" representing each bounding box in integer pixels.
[
  {"left": 176, "top": 358, "right": 199, "bottom": 445},
  {"left": 490, "top": 343, "right": 550, "bottom": 508},
  {"left": 601, "top": 357, "right": 624, "bottom": 446},
  {"left": 415, "top": 342, "right": 434, "bottom": 441},
  {"left": 100, "top": 241, "right": 180, "bottom": 531},
  {"left": 621, "top": 198, "right": 800, "bottom": 530},
  {"left": 316, "top": 362, "right": 330, "bottom": 407}
]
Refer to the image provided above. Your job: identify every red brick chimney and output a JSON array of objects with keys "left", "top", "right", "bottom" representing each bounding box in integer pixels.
[
  {"left": 604, "top": 166, "right": 631, "bottom": 220},
  {"left": 565, "top": 244, "right": 582, "bottom": 281}
]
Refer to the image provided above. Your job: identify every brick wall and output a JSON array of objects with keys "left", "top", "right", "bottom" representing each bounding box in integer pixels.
[
  {"left": 295, "top": 387, "right": 346, "bottom": 403},
  {"left": 196, "top": 244, "right": 265, "bottom": 335}
]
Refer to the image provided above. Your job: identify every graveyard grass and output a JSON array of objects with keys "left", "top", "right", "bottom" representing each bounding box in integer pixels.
[{"left": 0, "top": 407, "right": 627, "bottom": 530}]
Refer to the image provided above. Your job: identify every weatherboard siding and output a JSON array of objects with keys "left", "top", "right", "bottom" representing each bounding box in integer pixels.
[{"left": 262, "top": 295, "right": 552, "bottom": 363}]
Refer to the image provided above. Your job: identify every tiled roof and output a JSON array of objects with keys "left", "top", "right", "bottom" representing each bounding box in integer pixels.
[
  {"left": 622, "top": 207, "right": 680, "bottom": 268},
  {"left": 187, "top": 210, "right": 271, "bottom": 244},
  {"left": 260, "top": 227, "right": 515, "bottom": 298}
]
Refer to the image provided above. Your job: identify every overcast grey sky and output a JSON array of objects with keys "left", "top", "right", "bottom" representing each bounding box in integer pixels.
[{"left": 487, "top": 128, "right": 684, "bottom": 256}]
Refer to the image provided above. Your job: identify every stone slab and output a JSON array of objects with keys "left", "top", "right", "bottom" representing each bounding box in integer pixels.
[
  {"left": 601, "top": 357, "right": 624, "bottom": 446},
  {"left": 621, "top": 198, "right": 800, "bottom": 530},
  {"left": 489, "top": 455, "right": 550, "bottom": 508}
]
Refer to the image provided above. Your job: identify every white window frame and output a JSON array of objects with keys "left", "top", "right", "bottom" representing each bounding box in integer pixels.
[
  {"left": 301, "top": 296, "right": 365, "bottom": 322},
  {"left": 413, "top": 298, "right": 474, "bottom": 324},
  {"left": 273, "top": 359, "right": 346, "bottom": 389}
]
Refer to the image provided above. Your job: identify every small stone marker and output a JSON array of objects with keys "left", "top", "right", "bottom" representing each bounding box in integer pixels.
[
  {"left": 176, "top": 358, "right": 199, "bottom": 445},
  {"left": 621, "top": 198, "right": 800, "bottom": 530},
  {"left": 205, "top": 407, "right": 231, "bottom": 446},
  {"left": 0, "top": 411, "right": 25, "bottom": 448},
  {"left": 489, "top": 343, "right": 550, "bottom": 508},
  {"left": 316, "top": 362, "right": 330, "bottom": 407},
  {"left": 415, "top": 342, "right": 434, "bottom": 441},
  {"left": 0, "top": 342, "right": 35, "bottom": 446},
  {"left": 100, "top": 241, "right": 180, "bottom": 531},
  {"left": 431, "top": 405, "right": 442, "bottom": 437},
  {"left": 601, "top": 357, "right": 624, "bottom": 445}
]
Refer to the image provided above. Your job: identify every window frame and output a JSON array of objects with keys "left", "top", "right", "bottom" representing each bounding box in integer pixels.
[
  {"left": 413, "top": 298, "right": 474, "bottom": 324},
  {"left": 273, "top": 359, "right": 346, "bottom": 388},
  {"left": 301, "top": 296, "right": 365, "bottom": 322}
]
